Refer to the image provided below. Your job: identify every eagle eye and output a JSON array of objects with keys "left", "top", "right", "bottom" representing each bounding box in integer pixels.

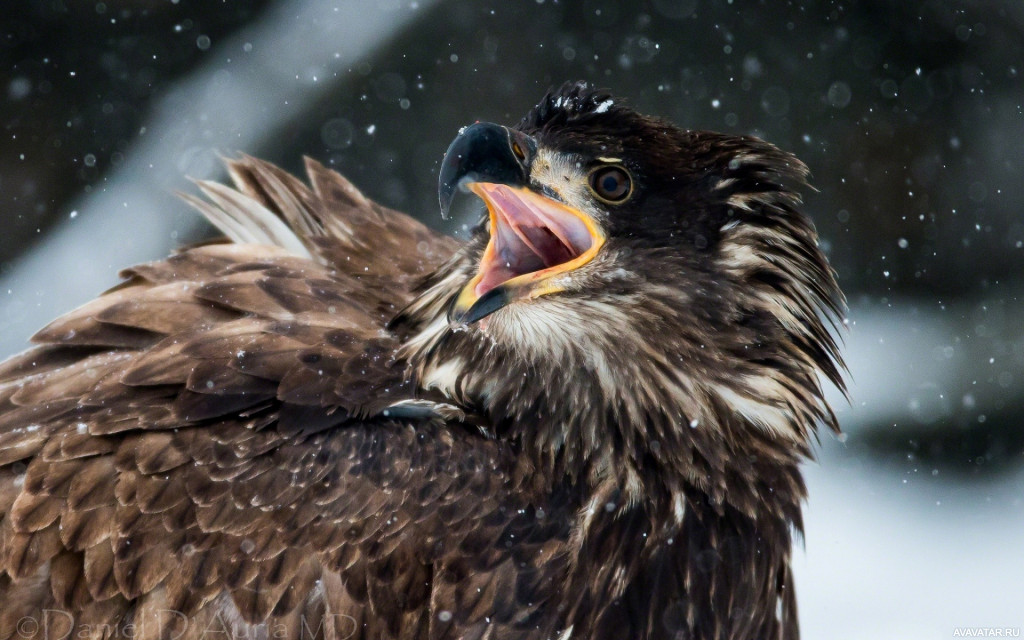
[{"left": 588, "top": 166, "right": 632, "bottom": 203}]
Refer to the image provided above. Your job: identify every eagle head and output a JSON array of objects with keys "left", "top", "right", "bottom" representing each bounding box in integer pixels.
[{"left": 401, "top": 82, "right": 845, "bottom": 508}]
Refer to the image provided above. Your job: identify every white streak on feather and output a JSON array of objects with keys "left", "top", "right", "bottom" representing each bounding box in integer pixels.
[
  {"left": 715, "top": 177, "right": 738, "bottom": 191},
  {"left": 383, "top": 399, "right": 466, "bottom": 421},
  {"left": 184, "top": 181, "right": 312, "bottom": 258},
  {"left": 730, "top": 152, "right": 762, "bottom": 166},
  {"left": 712, "top": 382, "right": 801, "bottom": 441},
  {"left": 726, "top": 193, "right": 756, "bottom": 212},
  {"left": 579, "top": 489, "right": 606, "bottom": 532},
  {"left": 420, "top": 357, "right": 465, "bottom": 399},
  {"left": 672, "top": 491, "right": 687, "bottom": 524}
]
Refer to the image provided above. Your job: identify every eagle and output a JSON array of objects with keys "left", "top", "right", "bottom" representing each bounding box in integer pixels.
[{"left": 0, "top": 82, "right": 844, "bottom": 640}]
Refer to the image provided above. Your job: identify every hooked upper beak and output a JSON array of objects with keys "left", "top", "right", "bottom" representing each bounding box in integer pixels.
[{"left": 438, "top": 122, "right": 606, "bottom": 324}]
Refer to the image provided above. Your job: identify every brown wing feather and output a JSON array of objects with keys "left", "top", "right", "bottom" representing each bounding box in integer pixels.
[
  {"left": 0, "top": 160, "right": 565, "bottom": 639},
  {"left": 216, "top": 155, "right": 459, "bottom": 283}
]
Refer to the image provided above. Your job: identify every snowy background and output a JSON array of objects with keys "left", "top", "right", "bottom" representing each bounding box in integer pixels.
[{"left": 2, "top": 1, "right": 1022, "bottom": 636}]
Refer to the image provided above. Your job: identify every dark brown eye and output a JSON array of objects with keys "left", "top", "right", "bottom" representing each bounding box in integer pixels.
[{"left": 588, "top": 166, "right": 632, "bottom": 203}]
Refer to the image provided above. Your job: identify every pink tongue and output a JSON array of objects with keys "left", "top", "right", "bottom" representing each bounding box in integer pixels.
[
  {"left": 472, "top": 184, "right": 593, "bottom": 298},
  {"left": 475, "top": 215, "right": 546, "bottom": 297}
]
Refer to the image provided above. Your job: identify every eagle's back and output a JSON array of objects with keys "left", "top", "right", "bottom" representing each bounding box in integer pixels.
[{"left": 0, "top": 158, "right": 572, "bottom": 640}]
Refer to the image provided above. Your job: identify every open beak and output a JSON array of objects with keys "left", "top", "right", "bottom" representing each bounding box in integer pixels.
[{"left": 438, "top": 123, "right": 605, "bottom": 324}]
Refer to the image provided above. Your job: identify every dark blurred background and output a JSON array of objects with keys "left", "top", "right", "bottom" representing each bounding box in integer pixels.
[{"left": 2, "top": 0, "right": 1022, "bottom": 633}]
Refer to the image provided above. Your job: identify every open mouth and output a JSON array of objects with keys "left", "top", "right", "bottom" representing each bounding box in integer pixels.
[{"left": 468, "top": 183, "right": 604, "bottom": 298}]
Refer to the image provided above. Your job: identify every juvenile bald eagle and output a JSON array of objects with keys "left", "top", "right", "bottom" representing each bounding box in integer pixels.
[{"left": 0, "top": 83, "right": 844, "bottom": 640}]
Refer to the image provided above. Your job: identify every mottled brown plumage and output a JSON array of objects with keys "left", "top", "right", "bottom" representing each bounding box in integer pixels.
[{"left": 0, "top": 83, "right": 843, "bottom": 640}]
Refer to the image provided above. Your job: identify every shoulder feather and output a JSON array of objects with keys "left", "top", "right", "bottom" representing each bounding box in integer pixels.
[{"left": 0, "top": 159, "right": 555, "bottom": 639}]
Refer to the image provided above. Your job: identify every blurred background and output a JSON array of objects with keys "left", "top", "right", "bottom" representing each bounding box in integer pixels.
[{"left": 2, "top": 0, "right": 1022, "bottom": 635}]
